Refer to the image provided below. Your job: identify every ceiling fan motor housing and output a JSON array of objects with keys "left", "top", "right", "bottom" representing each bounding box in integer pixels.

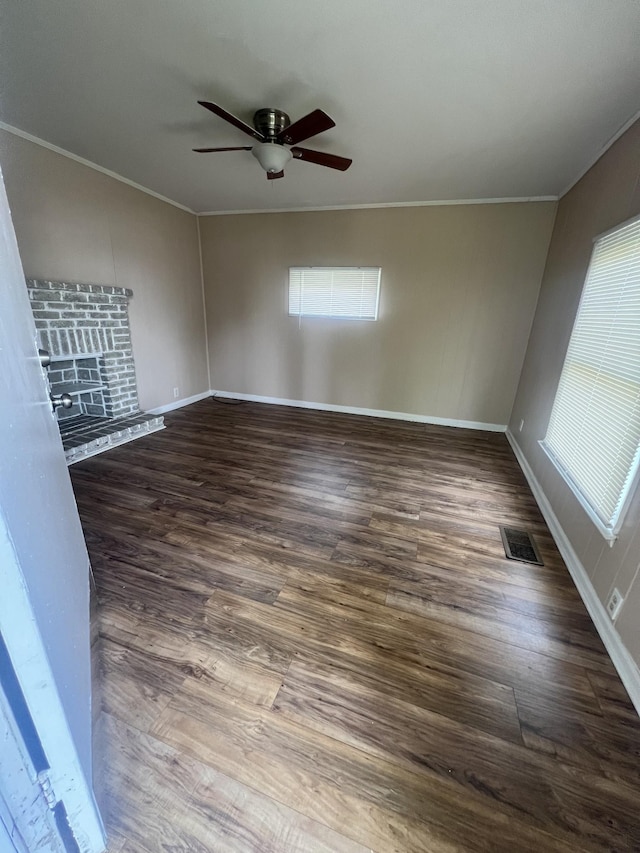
[{"left": 253, "top": 108, "right": 290, "bottom": 139}]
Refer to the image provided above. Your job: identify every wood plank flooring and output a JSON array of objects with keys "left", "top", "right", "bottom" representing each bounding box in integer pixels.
[{"left": 71, "top": 399, "right": 640, "bottom": 852}]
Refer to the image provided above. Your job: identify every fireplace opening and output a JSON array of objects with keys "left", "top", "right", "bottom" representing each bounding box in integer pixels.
[{"left": 49, "top": 353, "right": 108, "bottom": 421}]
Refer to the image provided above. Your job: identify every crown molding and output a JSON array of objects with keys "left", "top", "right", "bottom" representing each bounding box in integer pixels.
[
  {"left": 197, "top": 195, "right": 558, "bottom": 217},
  {"left": 11, "top": 109, "right": 636, "bottom": 215},
  {"left": 0, "top": 121, "right": 195, "bottom": 214},
  {"left": 558, "top": 108, "right": 640, "bottom": 199}
]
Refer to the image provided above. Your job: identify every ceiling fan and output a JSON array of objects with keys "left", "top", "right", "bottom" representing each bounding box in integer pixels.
[{"left": 193, "top": 101, "right": 352, "bottom": 180}]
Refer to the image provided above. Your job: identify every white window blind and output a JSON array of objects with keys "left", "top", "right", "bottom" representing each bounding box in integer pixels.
[
  {"left": 288, "top": 267, "right": 381, "bottom": 320},
  {"left": 542, "top": 213, "right": 640, "bottom": 539}
]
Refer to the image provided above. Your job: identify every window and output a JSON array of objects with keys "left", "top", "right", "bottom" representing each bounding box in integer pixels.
[
  {"left": 541, "top": 213, "right": 640, "bottom": 541},
  {"left": 288, "top": 267, "right": 381, "bottom": 320}
]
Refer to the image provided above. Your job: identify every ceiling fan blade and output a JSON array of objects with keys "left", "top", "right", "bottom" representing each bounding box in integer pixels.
[
  {"left": 197, "top": 101, "right": 264, "bottom": 140},
  {"left": 291, "top": 147, "right": 352, "bottom": 171},
  {"left": 276, "top": 109, "right": 335, "bottom": 145},
  {"left": 193, "top": 146, "right": 253, "bottom": 153},
  {"left": 267, "top": 170, "right": 285, "bottom": 180}
]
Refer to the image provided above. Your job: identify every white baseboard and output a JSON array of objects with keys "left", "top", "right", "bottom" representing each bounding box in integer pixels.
[
  {"left": 210, "top": 390, "right": 507, "bottom": 432},
  {"left": 147, "top": 390, "right": 211, "bottom": 415},
  {"left": 506, "top": 430, "right": 640, "bottom": 716}
]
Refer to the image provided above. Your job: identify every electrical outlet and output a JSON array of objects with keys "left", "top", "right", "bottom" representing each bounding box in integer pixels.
[
  {"left": 519, "top": 419, "right": 525, "bottom": 432},
  {"left": 606, "top": 588, "right": 623, "bottom": 621},
  {"left": 173, "top": 387, "right": 179, "bottom": 399}
]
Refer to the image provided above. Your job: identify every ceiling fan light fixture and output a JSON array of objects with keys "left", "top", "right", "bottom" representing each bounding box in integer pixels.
[{"left": 251, "top": 142, "right": 292, "bottom": 174}]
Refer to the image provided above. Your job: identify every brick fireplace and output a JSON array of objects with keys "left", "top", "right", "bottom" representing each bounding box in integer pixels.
[{"left": 28, "top": 279, "right": 164, "bottom": 463}]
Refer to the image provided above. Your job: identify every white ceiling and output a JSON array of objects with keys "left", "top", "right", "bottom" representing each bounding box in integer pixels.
[{"left": 1, "top": 0, "right": 639, "bottom": 214}]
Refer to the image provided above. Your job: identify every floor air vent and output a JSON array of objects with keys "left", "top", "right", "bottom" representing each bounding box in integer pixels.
[{"left": 499, "top": 526, "right": 543, "bottom": 566}]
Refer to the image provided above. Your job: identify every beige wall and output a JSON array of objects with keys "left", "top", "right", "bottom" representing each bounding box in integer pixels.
[
  {"left": 200, "top": 202, "right": 556, "bottom": 426},
  {"left": 510, "top": 119, "right": 640, "bottom": 664},
  {"left": 0, "top": 129, "right": 209, "bottom": 411}
]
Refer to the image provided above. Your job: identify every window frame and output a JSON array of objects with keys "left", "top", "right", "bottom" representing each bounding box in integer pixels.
[
  {"left": 540, "top": 211, "right": 640, "bottom": 543},
  {"left": 287, "top": 266, "right": 381, "bottom": 321}
]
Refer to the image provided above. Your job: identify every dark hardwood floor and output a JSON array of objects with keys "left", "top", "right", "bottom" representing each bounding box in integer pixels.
[{"left": 71, "top": 398, "right": 640, "bottom": 852}]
